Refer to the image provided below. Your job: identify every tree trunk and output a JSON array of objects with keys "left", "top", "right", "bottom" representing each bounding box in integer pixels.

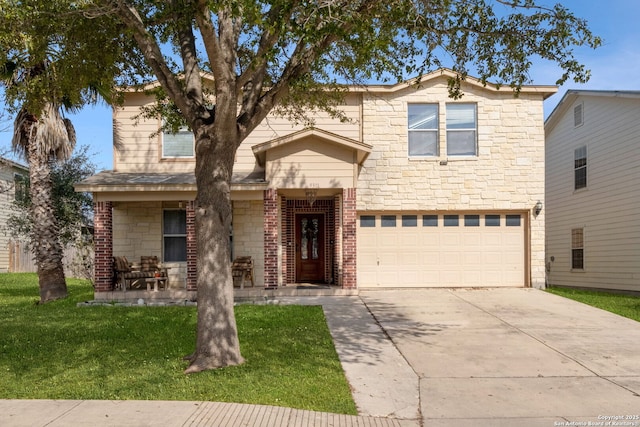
[
  {"left": 28, "top": 144, "right": 68, "bottom": 303},
  {"left": 184, "top": 129, "right": 244, "bottom": 373}
]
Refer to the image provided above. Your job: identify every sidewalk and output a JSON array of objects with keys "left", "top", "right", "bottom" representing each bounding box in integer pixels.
[{"left": 0, "top": 399, "right": 417, "bottom": 426}]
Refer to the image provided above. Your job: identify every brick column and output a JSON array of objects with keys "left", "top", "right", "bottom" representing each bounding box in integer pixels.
[
  {"left": 93, "top": 201, "right": 113, "bottom": 292},
  {"left": 263, "top": 189, "right": 278, "bottom": 288},
  {"left": 342, "top": 188, "right": 357, "bottom": 288},
  {"left": 186, "top": 201, "right": 197, "bottom": 291}
]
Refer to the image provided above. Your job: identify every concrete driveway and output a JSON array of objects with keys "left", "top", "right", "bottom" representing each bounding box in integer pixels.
[{"left": 357, "top": 288, "right": 640, "bottom": 426}]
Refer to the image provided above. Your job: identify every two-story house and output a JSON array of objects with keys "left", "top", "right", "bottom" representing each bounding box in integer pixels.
[
  {"left": 545, "top": 90, "right": 640, "bottom": 293},
  {"left": 76, "top": 69, "right": 554, "bottom": 300},
  {"left": 0, "top": 157, "right": 28, "bottom": 272}
]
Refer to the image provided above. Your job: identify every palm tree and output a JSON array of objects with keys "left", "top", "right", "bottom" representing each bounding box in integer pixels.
[{"left": 12, "top": 103, "right": 76, "bottom": 302}]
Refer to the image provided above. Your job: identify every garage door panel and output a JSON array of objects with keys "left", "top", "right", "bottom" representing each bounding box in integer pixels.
[{"left": 357, "top": 213, "right": 525, "bottom": 288}]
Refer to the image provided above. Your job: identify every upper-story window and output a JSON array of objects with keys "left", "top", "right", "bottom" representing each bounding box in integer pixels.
[
  {"left": 162, "top": 127, "right": 194, "bottom": 158},
  {"left": 446, "top": 103, "right": 477, "bottom": 156},
  {"left": 408, "top": 104, "right": 439, "bottom": 156},
  {"left": 574, "top": 145, "right": 587, "bottom": 190},
  {"left": 573, "top": 103, "right": 583, "bottom": 127}
]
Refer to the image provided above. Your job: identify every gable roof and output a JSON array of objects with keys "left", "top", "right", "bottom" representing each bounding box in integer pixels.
[
  {"left": 0, "top": 156, "right": 28, "bottom": 172},
  {"left": 121, "top": 68, "right": 557, "bottom": 99},
  {"left": 252, "top": 127, "right": 372, "bottom": 167},
  {"left": 361, "top": 68, "right": 558, "bottom": 98},
  {"left": 545, "top": 90, "right": 640, "bottom": 133}
]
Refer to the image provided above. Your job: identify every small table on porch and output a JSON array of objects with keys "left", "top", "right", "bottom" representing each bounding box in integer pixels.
[{"left": 144, "top": 267, "right": 171, "bottom": 292}]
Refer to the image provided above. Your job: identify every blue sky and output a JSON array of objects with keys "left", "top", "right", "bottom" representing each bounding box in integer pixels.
[{"left": 2, "top": 0, "right": 639, "bottom": 171}]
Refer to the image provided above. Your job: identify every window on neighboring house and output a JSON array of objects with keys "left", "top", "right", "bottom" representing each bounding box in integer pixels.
[
  {"left": 571, "top": 228, "right": 584, "bottom": 270},
  {"left": 408, "top": 104, "right": 438, "bottom": 156},
  {"left": 446, "top": 103, "right": 477, "bottom": 156},
  {"left": 574, "top": 146, "right": 587, "bottom": 190},
  {"left": 162, "top": 127, "right": 194, "bottom": 158},
  {"left": 163, "top": 210, "right": 187, "bottom": 262},
  {"left": 574, "top": 103, "right": 583, "bottom": 127},
  {"left": 13, "top": 173, "right": 27, "bottom": 203}
]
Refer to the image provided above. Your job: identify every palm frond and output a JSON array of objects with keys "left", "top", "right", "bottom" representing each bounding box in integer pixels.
[
  {"left": 11, "top": 108, "right": 36, "bottom": 161},
  {"left": 33, "top": 103, "right": 75, "bottom": 161}
]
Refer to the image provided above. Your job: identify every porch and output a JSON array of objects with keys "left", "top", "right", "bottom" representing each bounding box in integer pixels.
[{"left": 91, "top": 283, "right": 359, "bottom": 304}]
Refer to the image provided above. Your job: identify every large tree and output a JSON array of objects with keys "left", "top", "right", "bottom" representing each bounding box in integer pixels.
[
  {"left": 85, "top": 0, "right": 599, "bottom": 373},
  {"left": 2, "top": 0, "right": 600, "bottom": 369}
]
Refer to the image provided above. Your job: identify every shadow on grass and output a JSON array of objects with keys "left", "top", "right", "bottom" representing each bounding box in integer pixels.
[{"left": 0, "top": 273, "right": 356, "bottom": 414}]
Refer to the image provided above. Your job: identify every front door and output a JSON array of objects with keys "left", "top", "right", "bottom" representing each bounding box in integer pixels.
[{"left": 295, "top": 214, "right": 325, "bottom": 282}]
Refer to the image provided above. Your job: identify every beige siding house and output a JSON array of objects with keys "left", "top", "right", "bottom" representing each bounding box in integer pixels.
[
  {"left": 77, "top": 69, "right": 554, "bottom": 299},
  {"left": 0, "top": 157, "right": 28, "bottom": 272},
  {"left": 545, "top": 90, "right": 640, "bottom": 293}
]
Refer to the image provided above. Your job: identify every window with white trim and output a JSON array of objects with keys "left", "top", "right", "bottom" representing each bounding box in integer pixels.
[
  {"left": 571, "top": 228, "right": 584, "bottom": 270},
  {"left": 162, "top": 127, "right": 194, "bottom": 158},
  {"left": 13, "top": 173, "right": 27, "bottom": 202},
  {"left": 446, "top": 103, "right": 477, "bottom": 156},
  {"left": 163, "top": 210, "right": 187, "bottom": 262},
  {"left": 408, "top": 104, "right": 438, "bottom": 156},
  {"left": 574, "top": 146, "right": 587, "bottom": 190}
]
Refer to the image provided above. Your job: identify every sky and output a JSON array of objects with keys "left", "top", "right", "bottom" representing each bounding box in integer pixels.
[{"left": 1, "top": 0, "right": 639, "bottom": 172}]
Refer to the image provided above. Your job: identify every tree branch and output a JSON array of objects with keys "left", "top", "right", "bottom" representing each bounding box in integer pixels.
[{"left": 111, "top": 0, "right": 193, "bottom": 120}]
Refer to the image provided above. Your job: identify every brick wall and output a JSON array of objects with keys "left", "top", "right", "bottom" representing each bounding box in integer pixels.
[
  {"left": 186, "top": 201, "right": 197, "bottom": 291},
  {"left": 342, "top": 188, "right": 357, "bottom": 288},
  {"left": 263, "top": 189, "right": 278, "bottom": 288},
  {"left": 94, "top": 201, "right": 113, "bottom": 292}
]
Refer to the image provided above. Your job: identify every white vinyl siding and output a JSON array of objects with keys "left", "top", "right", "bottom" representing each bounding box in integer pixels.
[{"left": 546, "top": 93, "right": 640, "bottom": 292}]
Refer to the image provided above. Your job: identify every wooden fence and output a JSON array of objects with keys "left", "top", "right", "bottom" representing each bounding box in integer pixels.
[{"left": 8, "top": 240, "right": 94, "bottom": 279}]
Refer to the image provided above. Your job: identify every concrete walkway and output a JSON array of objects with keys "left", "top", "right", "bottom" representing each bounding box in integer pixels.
[{"left": 2, "top": 288, "right": 640, "bottom": 426}]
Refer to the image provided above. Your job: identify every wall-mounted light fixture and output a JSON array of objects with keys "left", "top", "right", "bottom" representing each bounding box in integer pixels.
[
  {"left": 305, "top": 187, "right": 318, "bottom": 207},
  {"left": 534, "top": 200, "right": 543, "bottom": 217}
]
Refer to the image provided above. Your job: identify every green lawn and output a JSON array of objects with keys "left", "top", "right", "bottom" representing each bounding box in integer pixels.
[
  {"left": 0, "top": 273, "right": 357, "bottom": 414},
  {"left": 547, "top": 286, "right": 640, "bottom": 322}
]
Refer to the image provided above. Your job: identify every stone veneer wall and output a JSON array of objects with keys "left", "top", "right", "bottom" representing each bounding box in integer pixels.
[
  {"left": 112, "top": 201, "right": 186, "bottom": 289},
  {"left": 232, "top": 200, "right": 265, "bottom": 287},
  {"left": 358, "top": 79, "right": 546, "bottom": 288}
]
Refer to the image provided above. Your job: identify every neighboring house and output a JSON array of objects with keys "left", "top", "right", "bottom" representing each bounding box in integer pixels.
[
  {"left": 545, "top": 90, "right": 640, "bottom": 293},
  {"left": 0, "top": 157, "right": 28, "bottom": 272},
  {"left": 76, "top": 69, "right": 554, "bottom": 298}
]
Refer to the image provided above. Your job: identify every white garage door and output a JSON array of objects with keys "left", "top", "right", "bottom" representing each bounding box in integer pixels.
[{"left": 357, "top": 213, "right": 525, "bottom": 287}]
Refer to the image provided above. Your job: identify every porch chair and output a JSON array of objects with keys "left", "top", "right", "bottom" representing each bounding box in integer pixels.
[
  {"left": 232, "top": 256, "right": 255, "bottom": 289},
  {"left": 113, "top": 256, "right": 165, "bottom": 290}
]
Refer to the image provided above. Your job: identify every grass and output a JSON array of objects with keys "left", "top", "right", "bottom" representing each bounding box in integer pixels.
[
  {"left": 547, "top": 286, "right": 640, "bottom": 322},
  {"left": 0, "top": 273, "right": 357, "bottom": 414}
]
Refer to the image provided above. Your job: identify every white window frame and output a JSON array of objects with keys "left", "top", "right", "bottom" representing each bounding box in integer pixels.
[
  {"left": 162, "top": 127, "right": 195, "bottom": 158},
  {"left": 408, "top": 104, "right": 439, "bottom": 157},
  {"left": 446, "top": 103, "right": 477, "bottom": 157},
  {"left": 574, "top": 145, "right": 587, "bottom": 190},
  {"left": 571, "top": 228, "right": 584, "bottom": 270}
]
